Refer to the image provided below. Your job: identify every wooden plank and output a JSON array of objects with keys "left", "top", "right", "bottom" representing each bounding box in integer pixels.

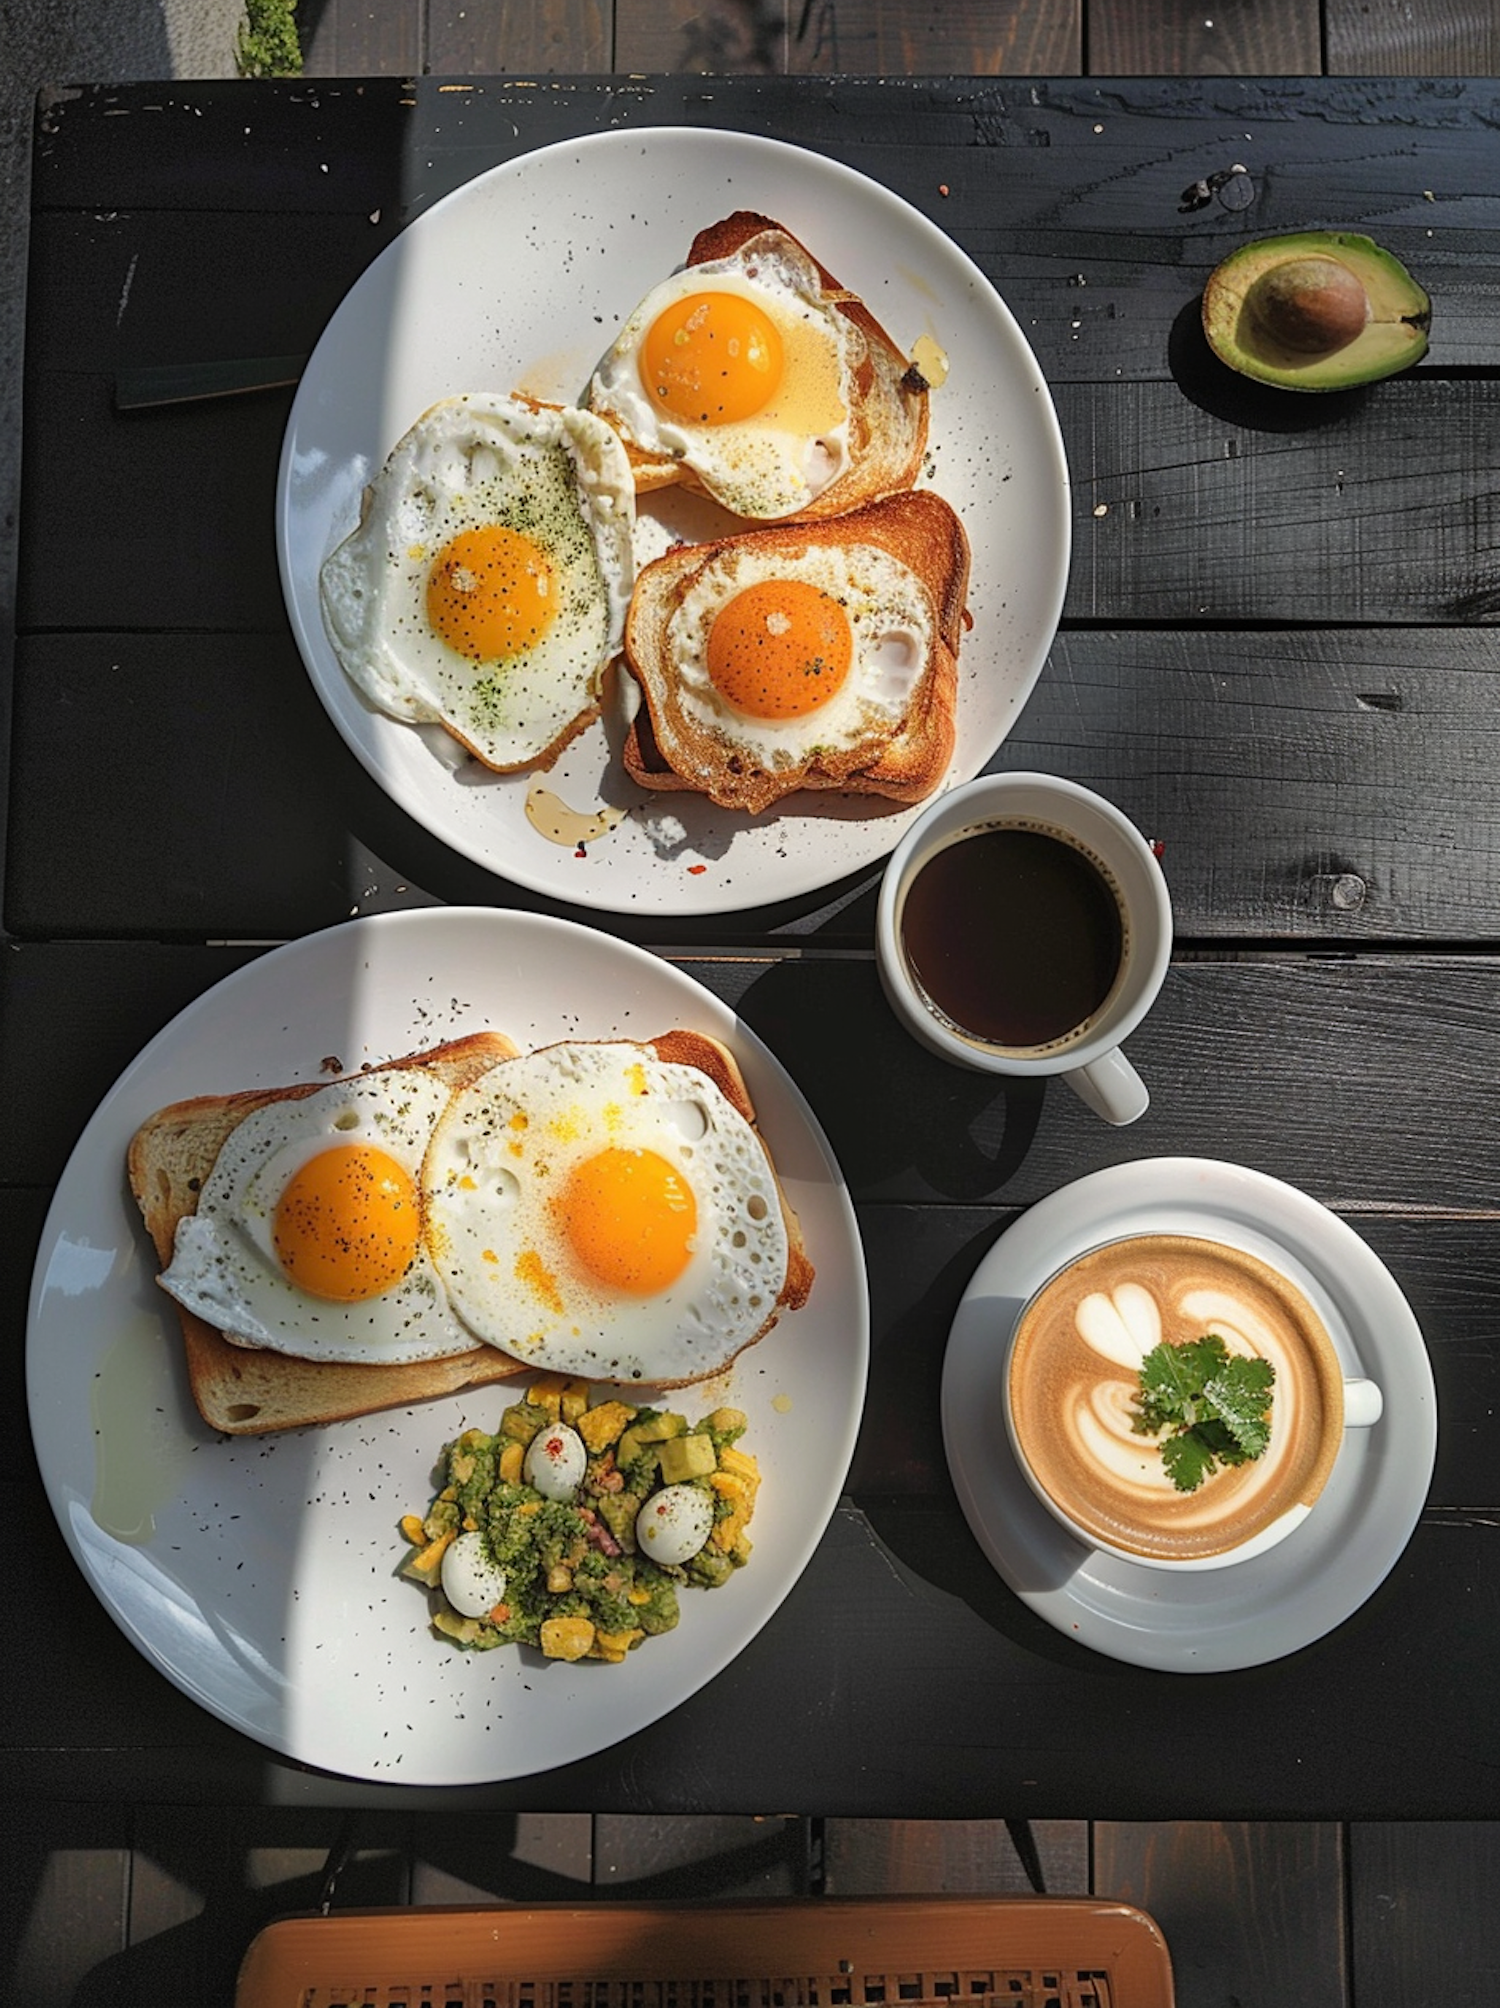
[
  {"left": 850, "top": 1200, "right": 1498, "bottom": 1508},
  {"left": 1087, "top": 0, "right": 1321, "bottom": 73},
  {"left": 62, "top": 365, "right": 1500, "bottom": 633},
  {"left": 1326, "top": 2, "right": 1500, "bottom": 75},
  {"left": 1014, "top": 629, "right": 1500, "bottom": 942},
  {"left": 823, "top": 1819, "right": 1089, "bottom": 1895},
  {"left": 0, "top": 1801, "right": 130, "bottom": 2008},
  {"left": 427, "top": 1, "right": 611, "bottom": 74},
  {"left": 1058, "top": 379, "right": 1500, "bottom": 624},
  {"left": 592, "top": 1817, "right": 810, "bottom": 1894},
  {"left": 128, "top": 1807, "right": 409, "bottom": 2002},
  {"left": 7, "top": 1489, "right": 1496, "bottom": 1818},
  {"left": 300, "top": 0, "right": 424, "bottom": 74},
  {"left": 614, "top": 0, "right": 1079, "bottom": 76},
  {"left": 1093, "top": 1823, "right": 1348, "bottom": 2005},
  {"left": 410, "top": 1812, "right": 594, "bottom": 1899},
  {"left": 1348, "top": 1823, "right": 1500, "bottom": 2006},
  {"left": 13, "top": 624, "right": 1500, "bottom": 946}
]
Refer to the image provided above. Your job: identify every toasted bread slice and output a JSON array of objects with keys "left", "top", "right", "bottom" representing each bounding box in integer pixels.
[
  {"left": 588, "top": 211, "right": 930, "bottom": 523},
  {"left": 620, "top": 488, "right": 970, "bottom": 815},
  {"left": 128, "top": 1031, "right": 526, "bottom": 1436}
]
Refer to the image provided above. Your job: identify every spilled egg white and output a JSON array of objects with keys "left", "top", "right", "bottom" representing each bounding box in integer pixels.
[
  {"left": 587, "top": 232, "right": 853, "bottom": 521},
  {"left": 422, "top": 1042, "right": 790, "bottom": 1385},
  {"left": 159, "top": 1070, "right": 480, "bottom": 1365},
  {"left": 663, "top": 539, "right": 933, "bottom": 773},
  {"left": 318, "top": 393, "right": 635, "bottom": 772}
]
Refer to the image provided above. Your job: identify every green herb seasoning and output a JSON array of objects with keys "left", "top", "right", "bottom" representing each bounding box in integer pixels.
[{"left": 1132, "top": 1334, "right": 1275, "bottom": 1492}]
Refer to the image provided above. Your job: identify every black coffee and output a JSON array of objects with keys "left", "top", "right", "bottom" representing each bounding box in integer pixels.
[{"left": 900, "top": 823, "right": 1124, "bottom": 1048}]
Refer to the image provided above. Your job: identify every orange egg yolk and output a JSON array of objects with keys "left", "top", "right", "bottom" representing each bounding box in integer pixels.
[
  {"left": 273, "top": 1143, "right": 421, "bottom": 1303},
  {"left": 426, "top": 525, "right": 559, "bottom": 660},
  {"left": 558, "top": 1147, "right": 696, "bottom": 1295},
  {"left": 641, "top": 290, "right": 784, "bottom": 425},
  {"left": 706, "top": 578, "right": 854, "bottom": 719}
]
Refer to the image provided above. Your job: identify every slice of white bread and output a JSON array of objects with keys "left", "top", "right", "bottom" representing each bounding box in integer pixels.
[
  {"left": 621, "top": 487, "right": 971, "bottom": 815},
  {"left": 128, "top": 1031, "right": 527, "bottom": 1436},
  {"left": 590, "top": 210, "right": 931, "bottom": 523}
]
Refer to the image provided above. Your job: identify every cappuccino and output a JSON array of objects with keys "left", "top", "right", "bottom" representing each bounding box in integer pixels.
[{"left": 1006, "top": 1234, "right": 1346, "bottom": 1563}]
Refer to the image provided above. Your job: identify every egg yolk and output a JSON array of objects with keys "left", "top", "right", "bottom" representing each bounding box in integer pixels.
[
  {"left": 558, "top": 1147, "right": 696, "bottom": 1295},
  {"left": 273, "top": 1143, "right": 421, "bottom": 1303},
  {"left": 426, "top": 525, "right": 559, "bottom": 660},
  {"left": 706, "top": 578, "right": 854, "bottom": 719},
  {"left": 642, "top": 290, "right": 784, "bottom": 425}
]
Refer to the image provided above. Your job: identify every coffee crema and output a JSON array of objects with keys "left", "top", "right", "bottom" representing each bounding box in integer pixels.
[
  {"left": 898, "top": 820, "right": 1126, "bottom": 1053},
  {"left": 1006, "top": 1234, "right": 1345, "bottom": 1562}
]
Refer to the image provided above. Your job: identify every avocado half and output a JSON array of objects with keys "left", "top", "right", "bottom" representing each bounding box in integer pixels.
[{"left": 1202, "top": 230, "right": 1430, "bottom": 390}]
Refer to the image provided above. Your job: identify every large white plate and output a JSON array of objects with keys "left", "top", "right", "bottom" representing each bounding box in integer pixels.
[
  {"left": 942, "top": 1158, "right": 1435, "bottom": 1672},
  {"left": 26, "top": 910, "right": 867, "bottom": 1785},
  {"left": 276, "top": 126, "right": 1070, "bottom": 914}
]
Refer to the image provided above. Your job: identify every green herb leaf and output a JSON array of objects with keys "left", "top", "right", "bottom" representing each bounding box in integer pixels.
[{"left": 1134, "top": 1333, "right": 1275, "bottom": 1492}]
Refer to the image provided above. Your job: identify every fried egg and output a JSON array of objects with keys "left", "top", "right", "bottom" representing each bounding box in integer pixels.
[
  {"left": 587, "top": 231, "right": 853, "bottom": 521},
  {"left": 319, "top": 393, "right": 635, "bottom": 771},
  {"left": 662, "top": 539, "right": 933, "bottom": 773},
  {"left": 422, "top": 1042, "right": 790, "bottom": 1385},
  {"left": 160, "top": 1070, "right": 480, "bottom": 1365}
]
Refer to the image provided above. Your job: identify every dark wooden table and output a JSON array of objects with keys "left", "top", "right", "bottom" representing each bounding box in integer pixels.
[{"left": 8, "top": 73, "right": 1500, "bottom": 1819}]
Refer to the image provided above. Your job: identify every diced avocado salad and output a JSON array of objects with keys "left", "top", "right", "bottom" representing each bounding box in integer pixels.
[{"left": 401, "top": 1375, "right": 760, "bottom": 1664}]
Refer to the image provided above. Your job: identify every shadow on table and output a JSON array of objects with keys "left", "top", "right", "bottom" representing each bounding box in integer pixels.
[{"left": 1168, "top": 297, "right": 1375, "bottom": 431}]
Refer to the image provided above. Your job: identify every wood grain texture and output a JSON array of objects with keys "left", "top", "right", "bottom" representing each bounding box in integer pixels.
[
  {"left": 1088, "top": 0, "right": 1321, "bottom": 74},
  {"left": 1326, "top": 1, "right": 1500, "bottom": 74},
  {"left": 409, "top": 1812, "right": 595, "bottom": 1900},
  {"left": 1058, "top": 381, "right": 1500, "bottom": 624},
  {"left": 592, "top": 1816, "right": 810, "bottom": 1893},
  {"left": 1348, "top": 1824, "right": 1500, "bottom": 2007},
  {"left": 300, "top": 0, "right": 425, "bottom": 74},
  {"left": 823, "top": 1819, "right": 1089, "bottom": 1895},
  {"left": 1093, "top": 1823, "right": 1348, "bottom": 2006},
  {"left": 428, "top": 0, "right": 611, "bottom": 73},
  {"left": 614, "top": 0, "right": 1080, "bottom": 76},
  {"left": 0, "top": 1802, "right": 130, "bottom": 2008},
  {"left": 13, "top": 626, "right": 1500, "bottom": 945}
]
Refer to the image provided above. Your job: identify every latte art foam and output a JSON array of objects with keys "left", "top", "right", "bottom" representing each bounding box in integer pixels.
[{"left": 1007, "top": 1235, "right": 1346, "bottom": 1562}]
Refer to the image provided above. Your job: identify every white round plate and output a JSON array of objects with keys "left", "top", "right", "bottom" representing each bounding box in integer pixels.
[
  {"left": 941, "top": 1158, "right": 1435, "bottom": 1672},
  {"left": 26, "top": 910, "right": 867, "bottom": 1784},
  {"left": 276, "top": 126, "right": 1070, "bottom": 915}
]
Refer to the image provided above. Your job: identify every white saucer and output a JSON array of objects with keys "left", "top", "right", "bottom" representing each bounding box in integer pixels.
[{"left": 940, "top": 1158, "right": 1436, "bottom": 1671}]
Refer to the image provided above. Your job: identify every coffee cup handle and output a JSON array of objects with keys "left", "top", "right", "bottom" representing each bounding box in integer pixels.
[
  {"left": 1344, "top": 1377, "right": 1383, "bottom": 1428},
  {"left": 1063, "top": 1045, "right": 1149, "bottom": 1127}
]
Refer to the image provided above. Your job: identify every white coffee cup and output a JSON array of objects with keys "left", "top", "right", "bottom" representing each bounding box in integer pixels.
[
  {"left": 876, "top": 772, "right": 1172, "bottom": 1126},
  {"left": 1002, "top": 1232, "right": 1385, "bottom": 1572}
]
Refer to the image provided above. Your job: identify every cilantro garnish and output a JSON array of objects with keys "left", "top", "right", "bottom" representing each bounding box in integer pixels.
[{"left": 1132, "top": 1334, "right": 1275, "bottom": 1493}]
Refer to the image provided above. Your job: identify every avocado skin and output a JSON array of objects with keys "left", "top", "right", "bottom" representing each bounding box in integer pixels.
[{"left": 1202, "top": 230, "right": 1431, "bottom": 390}]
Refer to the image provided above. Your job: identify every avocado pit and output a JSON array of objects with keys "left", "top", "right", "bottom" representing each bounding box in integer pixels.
[
  {"left": 1243, "top": 255, "right": 1369, "bottom": 357},
  {"left": 1202, "top": 229, "right": 1430, "bottom": 390}
]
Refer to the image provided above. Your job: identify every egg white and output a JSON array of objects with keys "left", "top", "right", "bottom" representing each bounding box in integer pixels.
[
  {"left": 664, "top": 539, "right": 933, "bottom": 772},
  {"left": 422, "top": 1042, "right": 790, "bottom": 1385},
  {"left": 160, "top": 1071, "right": 481, "bottom": 1365},
  {"left": 587, "top": 236, "right": 854, "bottom": 521},
  {"left": 319, "top": 393, "right": 636, "bottom": 771}
]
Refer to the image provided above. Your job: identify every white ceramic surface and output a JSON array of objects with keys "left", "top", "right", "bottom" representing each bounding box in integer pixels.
[
  {"left": 941, "top": 1158, "right": 1435, "bottom": 1671},
  {"left": 276, "top": 127, "right": 1071, "bottom": 914},
  {"left": 27, "top": 911, "right": 868, "bottom": 1785}
]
